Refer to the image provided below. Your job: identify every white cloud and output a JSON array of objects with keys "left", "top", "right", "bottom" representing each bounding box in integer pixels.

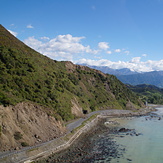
[
  {"left": 24, "top": 36, "right": 43, "bottom": 49},
  {"left": 76, "top": 58, "right": 163, "bottom": 72},
  {"left": 27, "top": 24, "right": 34, "bottom": 29},
  {"left": 107, "top": 51, "right": 112, "bottom": 54},
  {"left": 115, "top": 49, "right": 121, "bottom": 53},
  {"left": 131, "top": 57, "right": 141, "bottom": 63},
  {"left": 142, "top": 53, "right": 147, "bottom": 57},
  {"left": 40, "top": 36, "right": 50, "bottom": 40},
  {"left": 24, "top": 34, "right": 98, "bottom": 61},
  {"left": 98, "top": 42, "right": 110, "bottom": 50},
  {"left": 8, "top": 29, "right": 18, "bottom": 37},
  {"left": 23, "top": 33, "right": 134, "bottom": 62},
  {"left": 24, "top": 33, "right": 161, "bottom": 72}
]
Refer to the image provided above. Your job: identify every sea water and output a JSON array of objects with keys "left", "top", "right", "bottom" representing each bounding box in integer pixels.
[
  {"left": 44, "top": 107, "right": 163, "bottom": 163},
  {"left": 93, "top": 107, "right": 163, "bottom": 163}
]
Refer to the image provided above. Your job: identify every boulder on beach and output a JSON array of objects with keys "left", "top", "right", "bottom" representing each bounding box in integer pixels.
[{"left": 118, "top": 128, "right": 132, "bottom": 132}]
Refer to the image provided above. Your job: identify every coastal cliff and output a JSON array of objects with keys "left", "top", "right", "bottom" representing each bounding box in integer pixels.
[{"left": 0, "top": 24, "right": 144, "bottom": 151}]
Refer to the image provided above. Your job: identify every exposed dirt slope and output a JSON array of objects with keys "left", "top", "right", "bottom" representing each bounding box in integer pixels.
[{"left": 0, "top": 102, "right": 65, "bottom": 151}]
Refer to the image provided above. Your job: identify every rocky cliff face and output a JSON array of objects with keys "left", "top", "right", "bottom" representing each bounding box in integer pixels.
[{"left": 0, "top": 102, "right": 65, "bottom": 151}]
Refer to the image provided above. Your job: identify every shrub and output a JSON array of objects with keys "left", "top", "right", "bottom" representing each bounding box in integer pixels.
[
  {"left": 21, "top": 142, "right": 29, "bottom": 147},
  {"left": 14, "top": 131, "right": 22, "bottom": 140}
]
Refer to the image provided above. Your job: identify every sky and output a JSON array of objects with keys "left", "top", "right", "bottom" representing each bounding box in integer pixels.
[{"left": 1, "top": 0, "right": 163, "bottom": 72}]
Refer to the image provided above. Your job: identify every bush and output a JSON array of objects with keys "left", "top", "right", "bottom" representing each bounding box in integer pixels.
[
  {"left": 14, "top": 131, "right": 22, "bottom": 140},
  {"left": 21, "top": 142, "right": 29, "bottom": 147}
]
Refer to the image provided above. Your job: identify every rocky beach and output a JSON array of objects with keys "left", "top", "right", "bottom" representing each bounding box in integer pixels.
[
  {"left": 35, "top": 106, "right": 156, "bottom": 163},
  {"left": 36, "top": 118, "right": 120, "bottom": 163}
]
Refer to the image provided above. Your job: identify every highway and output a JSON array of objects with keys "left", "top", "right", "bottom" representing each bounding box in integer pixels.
[{"left": 0, "top": 109, "right": 141, "bottom": 163}]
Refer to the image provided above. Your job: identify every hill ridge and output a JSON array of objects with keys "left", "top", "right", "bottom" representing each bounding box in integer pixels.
[
  {"left": 0, "top": 24, "right": 144, "bottom": 150},
  {"left": 0, "top": 24, "right": 144, "bottom": 119}
]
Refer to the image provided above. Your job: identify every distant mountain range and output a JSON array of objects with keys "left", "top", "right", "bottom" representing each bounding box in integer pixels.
[
  {"left": 81, "top": 65, "right": 163, "bottom": 88},
  {"left": 81, "top": 65, "right": 138, "bottom": 75},
  {"left": 117, "top": 71, "right": 163, "bottom": 88}
]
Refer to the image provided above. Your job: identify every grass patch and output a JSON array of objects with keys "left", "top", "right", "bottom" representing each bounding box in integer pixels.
[
  {"left": 21, "top": 142, "right": 29, "bottom": 147},
  {"left": 27, "top": 147, "right": 39, "bottom": 152}
]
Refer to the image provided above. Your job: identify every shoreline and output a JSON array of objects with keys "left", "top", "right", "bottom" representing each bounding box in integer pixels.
[
  {"left": 35, "top": 106, "right": 158, "bottom": 163},
  {"left": 0, "top": 106, "right": 157, "bottom": 163},
  {"left": 33, "top": 106, "right": 156, "bottom": 162}
]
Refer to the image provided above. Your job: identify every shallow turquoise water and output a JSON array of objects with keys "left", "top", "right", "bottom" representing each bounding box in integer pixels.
[
  {"left": 44, "top": 107, "right": 163, "bottom": 163},
  {"left": 108, "top": 107, "right": 163, "bottom": 163}
]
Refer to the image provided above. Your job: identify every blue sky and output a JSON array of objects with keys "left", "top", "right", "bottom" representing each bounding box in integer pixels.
[{"left": 1, "top": 0, "right": 163, "bottom": 72}]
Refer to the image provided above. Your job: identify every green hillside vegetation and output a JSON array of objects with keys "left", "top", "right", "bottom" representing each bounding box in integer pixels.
[
  {"left": 127, "top": 84, "right": 163, "bottom": 104},
  {"left": 0, "top": 24, "right": 144, "bottom": 121}
]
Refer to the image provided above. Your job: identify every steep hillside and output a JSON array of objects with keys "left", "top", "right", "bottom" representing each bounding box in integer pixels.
[
  {"left": 0, "top": 24, "right": 144, "bottom": 150},
  {"left": 127, "top": 84, "right": 163, "bottom": 104},
  {"left": 0, "top": 24, "right": 143, "bottom": 117}
]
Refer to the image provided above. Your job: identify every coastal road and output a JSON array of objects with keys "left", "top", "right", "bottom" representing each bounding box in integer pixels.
[
  {"left": 0, "top": 109, "right": 137, "bottom": 162},
  {"left": 66, "top": 109, "right": 133, "bottom": 132},
  {"left": 66, "top": 110, "right": 103, "bottom": 132},
  {"left": 0, "top": 110, "right": 105, "bottom": 161}
]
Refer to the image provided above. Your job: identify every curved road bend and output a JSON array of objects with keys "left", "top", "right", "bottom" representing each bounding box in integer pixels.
[{"left": 0, "top": 109, "right": 132, "bottom": 161}]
